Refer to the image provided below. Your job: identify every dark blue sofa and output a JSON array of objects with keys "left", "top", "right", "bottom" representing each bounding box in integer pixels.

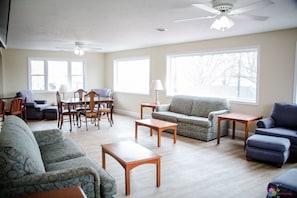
[{"left": 256, "top": 102, "right": 297, "bottom": 159}]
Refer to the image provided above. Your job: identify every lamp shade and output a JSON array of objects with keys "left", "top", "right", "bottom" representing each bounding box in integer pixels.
[
  {"left": 150, "top": 80, "right": 164, "bottom": 91},
  {"left": 59, "top": 84, "right": 68, "bottom": 93}
]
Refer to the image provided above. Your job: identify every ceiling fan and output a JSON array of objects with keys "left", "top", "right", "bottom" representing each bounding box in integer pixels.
[
  {"left": 174, "top": 0, "right": 274, "bottom": 31},
  {"left": 57, "top": 42, "right": 103, "bottom": 56}
]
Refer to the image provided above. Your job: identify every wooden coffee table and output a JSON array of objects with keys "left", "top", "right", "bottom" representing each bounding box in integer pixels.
[
  {"left": 217, "top": 113, "right": 262, "bottom": 149},
  {"left": 101, "top": 140, "right": 161, "bottom": 195},
  {"left": 135, "top": 118, "right": 177, "bottom": 147}
]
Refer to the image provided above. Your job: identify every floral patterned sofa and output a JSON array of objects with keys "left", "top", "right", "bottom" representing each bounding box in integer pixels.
[
  {"left": 152, "top": 95, "right": 230, "bottom": 141},
  {"left": 0, "top": 116, "right": 117, "bottom": 198}
]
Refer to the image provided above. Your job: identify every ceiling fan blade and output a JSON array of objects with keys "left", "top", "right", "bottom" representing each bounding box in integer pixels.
[
  {"left": 192, "top": 3, "right": 220, "bottom": 14},
  {"left": 234, "top": 14, "right": 270, "bottom": 21},
  {"left": 174, "top": 15, "right": 215, "bottom": 23},
  {"left": 230, "top": 0, "right": 274, "bottom": 15}
]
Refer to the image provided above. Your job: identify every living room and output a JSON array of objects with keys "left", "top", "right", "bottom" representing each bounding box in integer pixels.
[{"left": 1, "top": 0, "right": 297, "bottom": 198}]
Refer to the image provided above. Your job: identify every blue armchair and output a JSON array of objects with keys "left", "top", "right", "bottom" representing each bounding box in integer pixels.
[
  {"left": 16, "top": 90, "right": 50, "bottom": 120},
  {"left": 256, "top": 102, "right": 297, "bottom": 158}
]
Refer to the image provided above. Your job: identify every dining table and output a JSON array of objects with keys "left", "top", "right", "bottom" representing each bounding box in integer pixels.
[{"left": 61, "top": 97, "right": 114, "bottom": 129}]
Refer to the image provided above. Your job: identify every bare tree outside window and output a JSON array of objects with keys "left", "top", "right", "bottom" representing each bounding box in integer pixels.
[{"left": 167, "top": 48, "right": 258, "bottom": 103}]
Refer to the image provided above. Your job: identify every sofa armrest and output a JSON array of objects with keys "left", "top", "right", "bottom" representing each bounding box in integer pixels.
[
  {"left": 35, "top": 99, "right": 47, "bottom": 104},
  {"left": 156, "top": 104, "right": 170, "bottom": 112},
  {"left": 33, "top": 129, "right": 65, "bottom": 147},
  {"left": 257, "top": 117, "right": 275, "bottom": 128},
  {"left": 0, "top": 167, "right": 100, "bottom": 198},
  {"left": 208, "top": 110, "right": 229, "bottom": 121}
]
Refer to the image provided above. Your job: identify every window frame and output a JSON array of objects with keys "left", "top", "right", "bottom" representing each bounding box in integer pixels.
[
  {"left": 113, "top": 56, "right": 150, "bottom": 95},
  {"left": 166, "top": 46, "right": 260, "bottom": 104},
  {"left": 28, "top": 57, "right": 86, "bottom": 92}
]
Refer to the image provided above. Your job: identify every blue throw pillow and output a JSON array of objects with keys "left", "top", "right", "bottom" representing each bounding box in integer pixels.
[{"left": 271, "top": 103, "right": 297, "bottom": 129}]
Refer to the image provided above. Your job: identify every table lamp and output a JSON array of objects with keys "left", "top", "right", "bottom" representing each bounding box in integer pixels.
[
  {"left": 59, "top": 84, "right": 68, "bottom": 99},
  {"left": 151, "top": 80, "right": 163, "bottom": 104}
]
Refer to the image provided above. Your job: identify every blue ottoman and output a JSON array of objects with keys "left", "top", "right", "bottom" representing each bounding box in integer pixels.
[
  {"left": 246, "top": 134, "right": 290, "bottom": 167},
  {"left": 44, "top": 106, "right": 58, "bottom": 120},
  {"left": 267, "top": 168, "right": 297, "bottom": 197}
]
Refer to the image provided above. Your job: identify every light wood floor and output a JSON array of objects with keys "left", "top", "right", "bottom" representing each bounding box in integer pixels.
[{"left": 28, "top": 114, "right": 297, "bottom": 198}]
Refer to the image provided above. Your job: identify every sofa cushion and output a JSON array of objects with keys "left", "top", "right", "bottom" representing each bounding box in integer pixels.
[
  {"left": 271, "top": 103, "right": 297, "bottom": 130},
  {"left": 47, "top": 156, "right": 117, "bottom": 198},
  {"left": 33, "top": 129, "right": 65, "bottom": 147},
  {"left": 2, "top": 116, "right": 39, "bottom": 149},
  {"left": 191, "top": 97, "right": 228, "bottom": 118},
  {"left": 169, "top": 95, "right": 193, "bottom": 115},
  {"left": 178, "top": 116, "right": 211, "bottom": 128},
  {"left": 152, "top": 111, "right": 188, "bottom": 123},
  {"left": 40, "top": 138, "right": 85, "bottom": 165},
  {"left": 0, "top": 122, "right": 45, "bottom": 180}
]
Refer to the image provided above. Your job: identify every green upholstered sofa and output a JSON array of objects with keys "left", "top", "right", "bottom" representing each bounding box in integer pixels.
[
  {"left": 152, "top": 95, "right": 230, "bottom": 141},
  {"left": 0, "top": 116, "right": 116, "bottom": 198}
]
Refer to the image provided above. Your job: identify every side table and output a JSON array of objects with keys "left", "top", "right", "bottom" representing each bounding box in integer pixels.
[
  {"left": 140, "top": 103, "right": 157, "bottom": 119},
  {"left": 217, "top": 113, "right": 262, "bottom": 149}
]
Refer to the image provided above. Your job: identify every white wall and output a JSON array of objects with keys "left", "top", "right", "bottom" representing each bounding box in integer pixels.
[
  {"left": 105, "top": 28, "right": 297, "bottom": 124},
  {"left": 2, "top": 28, "right": 297, "bottom": 131},
  {"left": 2, "top": 49, "right": 105, "bottom": 104}
]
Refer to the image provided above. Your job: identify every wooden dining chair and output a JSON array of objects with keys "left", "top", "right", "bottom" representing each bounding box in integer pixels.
[
  {"left": 73, "top": 89, "right": 88, "bottom": 113},
  {"left": 79, "top": 91, "right": 100, "bottom": 131},
  {"left": 99, "top": 100, "right": 113, "bottom": 127},
  {"left": 0, "top": 99, "right": 5, "bottom": 123},
  {"left": 74, "top": 89, "right": 87, "bottom": 100},
  {"left": 5, "top": 97, "right": 23, "bottom": 119},
  {"left": 56, "top": 91, "right": 78, "bottom": 132}
]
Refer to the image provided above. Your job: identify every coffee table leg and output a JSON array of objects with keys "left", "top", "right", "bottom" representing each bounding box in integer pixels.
[
  {"left": 125, "top": 167, "right": 131, "bottom": 195},
  {"left": 173, "top": 126, "right": 177, "bottom": 144},
  {"left": 156, "top": 159, "right": 160, "bottom": 187}
]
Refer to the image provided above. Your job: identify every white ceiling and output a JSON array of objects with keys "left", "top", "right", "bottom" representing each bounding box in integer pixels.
[{"left": 7, "top": 0, "right": 297, "bottom": 53}]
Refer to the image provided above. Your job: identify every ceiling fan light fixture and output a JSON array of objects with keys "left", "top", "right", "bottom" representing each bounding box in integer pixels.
[
  {"left": 211, "top": 13, "right": 234, "bottom": 31},
  {"left": 74, "top": 47, "right": 84, "bottom": 56}
]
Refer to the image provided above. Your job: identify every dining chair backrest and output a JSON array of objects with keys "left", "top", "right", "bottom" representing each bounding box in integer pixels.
[
  {"left": 9, "top": 97, "right": 23, "bottom": 116},
  {"left": 74, "top": 89, "right": 87, "bottom": 100},
  {"left": 84, "top": 91, "right": 100, "bottom": 112},
  {"left": 0, "top": 99, "right": 5, "bottom": 121}
]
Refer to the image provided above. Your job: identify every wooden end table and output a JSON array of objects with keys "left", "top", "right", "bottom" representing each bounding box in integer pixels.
[
  {"left": 135, "top": 118, "right": 177, "bottom": 147},
  {"left": 140, "top": 103, "right": 157, "bottom": 119},
  {"left": 17, "top": 186, "right": 87, "bottom": 198},
  {"left": 101, "top": 141, "right": 161, "bottom": 195},
  {"left": 217, "top": 113, "right": 262, "bottom": 149}
]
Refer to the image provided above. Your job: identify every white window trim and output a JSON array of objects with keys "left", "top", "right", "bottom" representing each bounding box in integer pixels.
[
  {"left": 28, "top": 57, "right": 86, "bottom": 92},
  {"left": 166, "top": 46, "right": 260, "bottom": 104},
  {"left": 113, "top": 56, "right": 150, "bottom": 95}
]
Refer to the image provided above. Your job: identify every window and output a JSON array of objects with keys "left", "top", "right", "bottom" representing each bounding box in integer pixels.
[
  {"left": 114, "top": 57, "right": 150, "bottom": 94},
  {"left": 167, "top": 48, "right": 259, "bottom": 103},
  {"left": 29, "top": 58, "right": 85, "bottom": 91}
]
